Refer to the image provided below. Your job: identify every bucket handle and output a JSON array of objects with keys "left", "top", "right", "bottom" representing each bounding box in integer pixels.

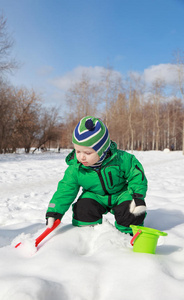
[{"left": 130, "top": 229, "right": 142, "bottom": 246}]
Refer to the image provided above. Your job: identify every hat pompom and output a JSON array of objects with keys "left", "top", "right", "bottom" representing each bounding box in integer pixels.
[{"left": 85, "top": 119, "right": 94, "bottom": 130}]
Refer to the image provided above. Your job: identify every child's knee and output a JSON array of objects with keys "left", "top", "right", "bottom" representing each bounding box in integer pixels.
[{"left": 72, "top": 197, "right": 106, "bottom": 223}]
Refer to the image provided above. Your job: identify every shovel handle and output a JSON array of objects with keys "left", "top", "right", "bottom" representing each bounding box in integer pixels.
[
  {"left": 130, "top": 229, "right": 142, "bottom": 246},
  {"left": 35, "top": 219, "right": 61, "bottom": 247},
  {"left": 15, "top": 219, "right": 61, "bottom": 248}
]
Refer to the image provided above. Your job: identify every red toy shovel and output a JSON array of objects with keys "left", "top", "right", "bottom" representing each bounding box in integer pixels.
[{"left": 15, "top": 219, "right": 61, "bottom": 248}]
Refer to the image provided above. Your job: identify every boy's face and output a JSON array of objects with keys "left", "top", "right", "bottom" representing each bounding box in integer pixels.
[{"left": 74, "top": 144, "right": 100, "bottom": 166}]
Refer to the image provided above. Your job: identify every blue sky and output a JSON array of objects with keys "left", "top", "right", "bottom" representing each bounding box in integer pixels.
[{"left": 1, "top": 0, "right": 184, "bottom": 110}]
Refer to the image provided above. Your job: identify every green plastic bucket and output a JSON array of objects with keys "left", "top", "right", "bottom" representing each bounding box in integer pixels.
[{"left": 130, "top": 225, "right": 168, "bottom": 254}]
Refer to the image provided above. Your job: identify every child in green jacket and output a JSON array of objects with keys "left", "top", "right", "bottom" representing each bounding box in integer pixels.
[{"left": 46, "top": 116, "right": 148, "bottom": 234}]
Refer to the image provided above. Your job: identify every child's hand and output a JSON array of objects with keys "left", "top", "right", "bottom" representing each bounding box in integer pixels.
[
  {"left": 47, "top": 217, "right": 55, "bottom": 228},
  {"left": 130, "top": 198, "right": 146, "bottom": 216}
]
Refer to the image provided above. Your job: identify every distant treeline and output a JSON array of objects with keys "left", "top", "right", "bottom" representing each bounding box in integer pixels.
[{"left": 1, "top": 71, "right": 184, "bottom": 154}]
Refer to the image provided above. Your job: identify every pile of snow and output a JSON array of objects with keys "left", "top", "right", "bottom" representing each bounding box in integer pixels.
[
  {"left": 163, "top": 148, "right": 170, "bottom": 153},
  {"left": 0, "top": 150, "right": 184, "bottom": 300}
]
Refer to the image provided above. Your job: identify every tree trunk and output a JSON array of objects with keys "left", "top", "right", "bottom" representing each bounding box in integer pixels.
[{"left": 183, "top": 119, "right": 184, "bottom": 155}]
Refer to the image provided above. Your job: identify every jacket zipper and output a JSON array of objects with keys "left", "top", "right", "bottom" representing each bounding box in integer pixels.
[
  {"left": 96, "top": 169, "right": 112, "bottom": 206},
  {"left": 96, "top": 169, "right": 108, "bottom": 194},
  {"left": 108, "top": 195, "right": 112, "bottom": 206}
]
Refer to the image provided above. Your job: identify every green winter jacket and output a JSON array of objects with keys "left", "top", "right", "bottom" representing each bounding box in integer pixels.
[{"left": 46, "top": 141, "right": 148, "bottom": 220}]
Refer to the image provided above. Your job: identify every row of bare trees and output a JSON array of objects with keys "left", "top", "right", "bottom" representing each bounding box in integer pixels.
[
  {"left": 107, "top": 91, "right": 183, "bottom": 151},
  {"left": 62, "top": 67, "right": 184, "bottom": 153},
  {"left": 0, "top": 82, "right": 61, "bottom": 153},
  {"left": 2, "top": 69, "right": 182, "bottom": 153}
]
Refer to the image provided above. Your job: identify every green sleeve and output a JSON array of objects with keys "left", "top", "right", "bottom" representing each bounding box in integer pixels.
[
  {"left": 123, "top": 153, "right": 148, "bottom": 199},
  {"left": 46, "top": 165, "right": 80, "bottom": 217}
]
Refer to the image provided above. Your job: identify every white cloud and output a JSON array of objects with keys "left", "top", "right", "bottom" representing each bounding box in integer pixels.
[
  {"left": 49, "top": 66, "right": 122, "bottom": 91},
  {"left": 47, "top": 63, "right": 184, "bottom": 99},
  {"left": 143, "top": 63, "right": 182, "bottom": 85},
  {"left": 37, "top": 65, "right": 54, "bottom": 76}
]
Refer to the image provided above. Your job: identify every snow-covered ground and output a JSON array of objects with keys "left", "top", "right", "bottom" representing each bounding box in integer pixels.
[{"left": 0, "top": 149, "right": 184, "bottom": 300}]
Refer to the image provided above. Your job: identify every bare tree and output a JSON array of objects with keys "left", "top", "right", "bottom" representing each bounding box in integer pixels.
[
  {"left": 0, "top": 83, "right": 62, "bottom": 153},
  {"left": 64, "top": 72, "right": 100, "bottom": 144},
  {"left": 173, "top": 50, "right": 184, "bottom": 154},
  {"left": 66, "top": 72, "right": 99, "bottom": 120},
  {"left": 0, "top": 14, "right": 18, "bottom": 76},
  {"left": 149, "top": 79, "right": 165, "bottom": 150},
  {"left": 32, "top": 107, "right": 61, "bottom": 153},
  {"left": 11, "top": 88, "right": 41, "bottom": 152},
  {"left": 124, "top": 73, "right": 143, "bottom": 152},
  {"left": 100, "top": 66, "right": 122, "bottom": 127},
  {"left": 164, "top": 98, "right": 183, "bottom": 150},
  {"left": 0, "top": 82, "right": 17, "bottom": 152},
  {"left": 107, "top": 93, "right": 128, "bottom": 149}
]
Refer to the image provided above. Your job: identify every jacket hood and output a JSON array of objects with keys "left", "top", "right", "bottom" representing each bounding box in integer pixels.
[
  {"left": 65, "top": 141, "right": 118, "bottom": 167},
  {"left": 65, "top": 149, "right": 78, "bottom": 166}
]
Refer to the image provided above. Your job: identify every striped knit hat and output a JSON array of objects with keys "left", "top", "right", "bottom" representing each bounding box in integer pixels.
[{"left": 72, "top": 116, "right": 111, "bottom": 162}]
